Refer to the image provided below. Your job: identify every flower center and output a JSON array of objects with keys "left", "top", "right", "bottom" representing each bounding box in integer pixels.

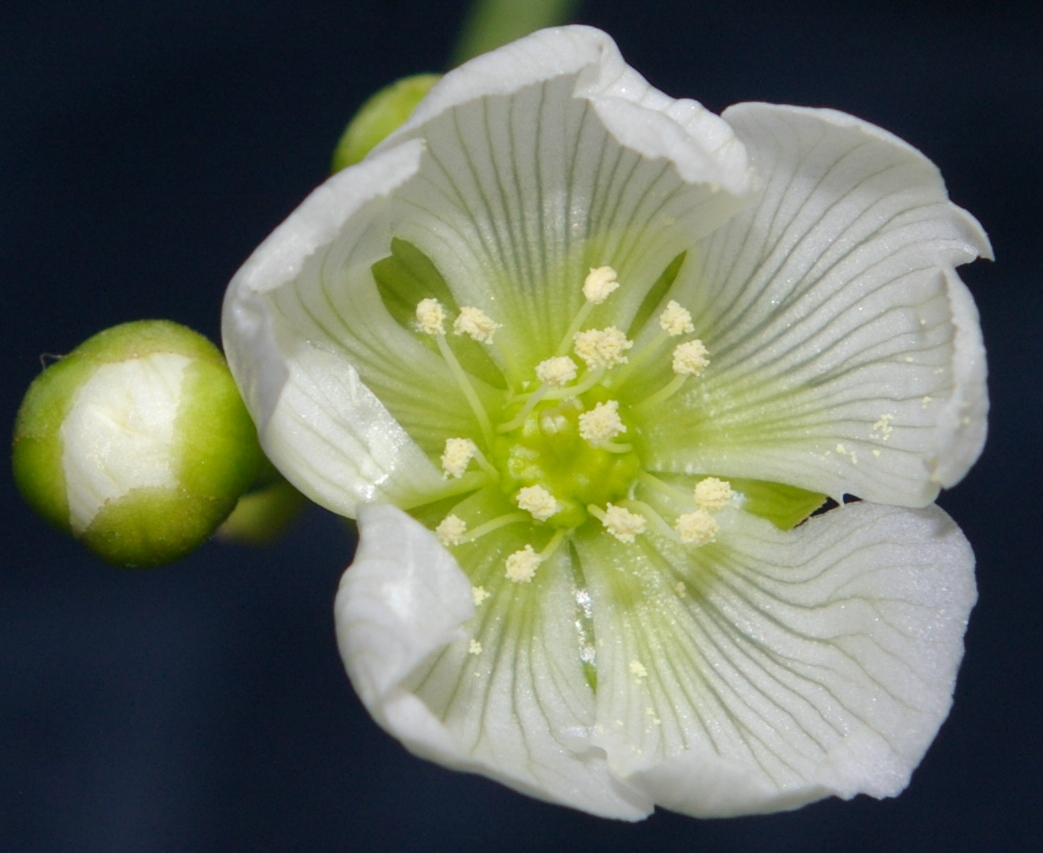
[
  {"left": 492, "top": 392, "right": 642, "bottom": 529},
  {"left": 400, "top": 259, "right": 735, "bottom": 582}
]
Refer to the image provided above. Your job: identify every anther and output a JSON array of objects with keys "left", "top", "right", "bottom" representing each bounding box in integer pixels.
[
  {"left": 672, "top": 339, "right": 710, "bottom": 376},
  {"left": 659, "top": 301, "right": 695, "bottom": 337},
  {"left": 675, "top": 509, "right": 719, "bottom": 546},
  {"left": 573, "top": 327, "right": 633, "bottom": 370},
  {"left": 505, "top": 544, "right": 540, "bottom": 583},
  {"left": 694, "top": 477, "right": 734, "bottom": 511},
  {"left": 441, "top": 437, "right": 477, "bottom": 478},
  {"left": 435, "top": 514, "right": 468, "bottom": 546},
  {"left": 516, "top": 485, "right": 559, "bottom": 521},
  {"left": 415, "top": 298, "right": 447, "bottom": 336},
  {"left": 535, "top": 356, "right": 578, "bottom": 387},
  {"left": 582, "top": 266, "right": 620, "bottom": 304},
  {"left": 578, "top": 400, "right": 627, "bottom": 444},
  {"left": 453, "top": 306, "right": 500, "bottom": 343},
  {"left": 589, "top": 503, "right": 647, "bottom": 543}
]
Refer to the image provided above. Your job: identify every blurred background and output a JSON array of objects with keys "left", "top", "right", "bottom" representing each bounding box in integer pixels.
[{"left": 2, "top": 1, "right": 1040, "bottom": 850}]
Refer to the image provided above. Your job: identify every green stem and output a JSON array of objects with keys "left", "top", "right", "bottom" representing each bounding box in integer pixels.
[{"left": 451, "top": 0, "right": 582, "bottom": 66}]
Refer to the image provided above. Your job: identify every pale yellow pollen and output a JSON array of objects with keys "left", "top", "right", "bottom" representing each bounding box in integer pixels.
[
  {"left": 440, "top": 437, "right": 477, "bottom": 478},
  {"left": 516, "top": 485, "right": 559, "bottom": 522},
  {"left": 435, "top": 513, "right": 468, "bottom": 546},
  {"left": 672, "top": 339, "right": 710, "bottom": 375},
  {"left": 659, "top": 300, "right": 695, "bottom": 336},
  {"left": 468, "top": 639, "right": 483, "bottom": 655},
  {"left": 472, "top": 585, "right": 490, "bottom": 606},
  {"left": 573, "top": 327, "right": 633, "bottom": 369},
  {"left": 453, "top": 306, "right": 500, "bottom": 343},
  {"left": 415, "top": 298, "right": 446, "bottom": 335},
  {"left": 675, "top": 509, "right": 719, "bottom": 546},
  {"left": 582, "top": 265, "right": 620, "bottom": 304},
  {"left": 871, "top": 413, "right": 894, "bottom": 441},
  {"left": 578, "top": 400, "right": 626, "bottom": 443},
  {"left": 505, "top": 545, "right": 540, "bottom": 583},
  {"left": 535, "top": 356, "right": 578, "bottom": 387},
  {"left": 694, "top": 477, "right": 734, "bottom": 512},
  {"left": 600, "top": 503, "right": 647, "bottom": 543},
  {"left": 629, "top": 660, "right": 648, "bottom": 680}
]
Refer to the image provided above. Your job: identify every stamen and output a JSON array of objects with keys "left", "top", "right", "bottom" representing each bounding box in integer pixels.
[
  {"left": 504, "top": 528, "right": 569, "bottom": 583},
  {"left": 675, "top": 509, "right": 719, "bottom": 546},
  {"left": 672, "top": 339, "right": 710, "bottom": 376},
  {"left": 578, "top": 400, "right": 626, "bottom": 444},
  {"left": 505, "top": 545, "right": 540, "bottom": 583},
  {"left": 694, "top": 477, "right": 734, "bottom": 512},
  {"left": 433, "top": 333, "right": 493, "bottom": 445},
  {"left": 435, "top": 514, "right": 468, "bottom": 546},
  {"left": 635, "top": 339, "right": 711, "bottom": 410},
  {"left": 555, "top": 266, "right": 621, "bottom": 355},
  {"left": 582, "top": 266, "right": 620, "bottom": 304},
  {"left": 516, "top": 485, "right": 560, "bottom": 521},
  {"left": 588, "top": 503, "right": 647, "bottom": 543},
  {"left": 463, "top": 512, "right": 530, "bottom": 542},
  {"left": 441, "top": 437, "right": 477, "bottom": 478},
  {"left": 573, "top": 327, "right": 633, "bottom": 370},
  {"left": 415, "top": 298, "right": 447, "bottom": 336},
  {"left": 453, "top": 306, "right": 501, "bottom": 343},
  {"left": 535, "top": 356, "right": 578, "bottom": 387},
  {"left": 659, "top": 300, "right": 695, "bottom": 337}
]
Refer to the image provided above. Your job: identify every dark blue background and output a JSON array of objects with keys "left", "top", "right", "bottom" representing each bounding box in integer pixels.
[{"left": 3, "top": 1, "right": 1040, "bottom": 850}]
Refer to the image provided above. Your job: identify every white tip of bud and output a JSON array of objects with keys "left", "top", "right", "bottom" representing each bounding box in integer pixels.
[
  {"left": 453, "top": 306, "right": 500, "bottom": 343},
  {"left": 535, "top": 356, "right": 578, "bottom": 387},
  {"left": 675, "top": 509, "right": 719, "bottom": 546},
  {"left": 694, "top": 477, "right": 734, "bottom": 512},
  {"left": 505, "top": 544, "right": 540, "bottom": 582},
  {"left": 672, "top": 339, "right": 710, "bottom": 376},
  {"left": 415, "top": 298, "right": 447, "bottom": 335},
  {"left": 659, "top": 300, "right": 695, "bottom": 336},
  {"left": 435, "top": 514, "right": 468, "bottom": 546},
  {"left": 601, "top": 504, "right": 647, "bottom": 543},
  {"left": 582, "top": 266, "right": 620, "bottom": 304},
  {"left": 516, "top": 484, "right": 560, "bottom": 521},
  {"left": 440, "top": 437, "right": 477, "bottom": 478},
  {"left": 573, "top": 327, "right": 633, "bottom": 369},
  {"left": 578, "top": 400, "right": 627, "bottom": 443}
]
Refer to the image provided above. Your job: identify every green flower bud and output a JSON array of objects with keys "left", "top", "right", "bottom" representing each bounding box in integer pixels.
[
  {"left": 331, "top": 73, "right": 440, "bottom": 173},
  {"left": 12, "top": 320, "right": 265, "bottom": 568}
]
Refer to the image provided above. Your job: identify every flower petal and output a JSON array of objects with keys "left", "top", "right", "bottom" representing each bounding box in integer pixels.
[
  {"left": 378, "top": 26, "right": 755, "bottom": 376},
  {"left": 223, "top": 141, "right": 500, "bottom": 516},
  {"left": 576, "top": 501, "right": 975, "bottom": 817},
  {"left": 639, "top": 104, "right": 990, "bottom": 505},
  {"left": 336, "top": 503, "right": 652, "bottom": 819}
]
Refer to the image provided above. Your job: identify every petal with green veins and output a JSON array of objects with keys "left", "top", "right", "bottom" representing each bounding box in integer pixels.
[
  {"left": 576, "top": 500, "right": 975, "bottom": 817},
  {"left": 337, "top": 504, "right": 651, "bottom": 819},
  {"left": 635, "top": 104, "right": 989, "bottom": 506}
]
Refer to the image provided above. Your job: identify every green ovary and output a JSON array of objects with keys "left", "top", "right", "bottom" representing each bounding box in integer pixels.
[{"left": 493, "top": 395, "right": 641, "bottom": 529}]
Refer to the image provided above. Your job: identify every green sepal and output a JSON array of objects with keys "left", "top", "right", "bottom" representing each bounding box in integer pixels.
[
  {"left": 372, "top": 238, "right": 506, "bottom": 388},
  {"left": 332, "top": 74, "right": 440, "bottom": 173},
  {"left": 729, "top": 479, "right": 828, "bottom": 530}
]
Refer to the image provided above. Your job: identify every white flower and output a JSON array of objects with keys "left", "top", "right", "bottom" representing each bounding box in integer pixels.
[{"left": 222, "top": 26, "right": 988, "bottom": 819}]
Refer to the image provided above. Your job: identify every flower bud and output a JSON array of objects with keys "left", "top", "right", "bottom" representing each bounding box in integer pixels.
[
  {"left": 331, "top": 74, "right": 440, "bottom": 172},
  {"left": 12, "top": 320, "right": 264, "bottom": 568}
]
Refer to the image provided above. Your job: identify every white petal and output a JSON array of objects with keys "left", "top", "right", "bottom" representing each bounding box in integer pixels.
[
  {"left": 335, "top": 504, "right": 651, "bottom": 819},
  {"left": 223, "top": 141, "right": 494, "bottom": 516},
  {"left": 640, "top": 104, "right": 990, "bottom": 505},
  {"left": 379, "top": 26, "right": 755, "bottom": 376},
  {"left": 577, "top": 501, "right": 975, "bottom": 817}
]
